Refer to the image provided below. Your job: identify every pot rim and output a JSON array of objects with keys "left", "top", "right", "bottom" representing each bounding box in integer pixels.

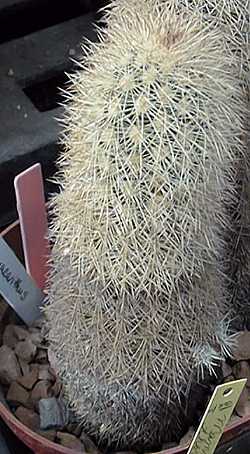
[{"left": 0, "top": 401, "right": 80, "bottom": 454}]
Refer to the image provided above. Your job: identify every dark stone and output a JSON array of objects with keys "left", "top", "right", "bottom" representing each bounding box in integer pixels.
[
  {"left": 31, "top": 380, "right": 52, "bottom": 407},
  {"left": 3, "top": 325, "right": 18, "bottom": 349},
  {"left": 37, "top": 429, "right": 56, "bottom": 442},
  {"left": 15, "top": 339, "right": 37, "bottom": 362},
  {"left": 6, "top": 382, "right": 30, "bottom": 408},
  {"left": 17, "top": 367, "right": 39, "bottom": 390},
  {"left": 0, "top": 345, "right": 21, "bottom": 385},
  {"left": 15, "top": 406, "right": 40, "bottom": 431},
  {"left": 39, "top": 397, "right": 65, "bottom": 430},
  {"left": 56, "top": 431, "right": 84, "bottom": 451}
]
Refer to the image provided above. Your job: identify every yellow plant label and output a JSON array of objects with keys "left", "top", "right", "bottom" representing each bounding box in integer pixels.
[{"left": 187, "top": 378, "right": 247, "bottom": 454}]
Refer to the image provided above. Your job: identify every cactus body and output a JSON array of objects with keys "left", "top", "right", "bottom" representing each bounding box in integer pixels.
[
  {"left": 105, "top": 0, "right": 250, "bottom": 329},
  {"left": 45, "top": 3, "right": 246, "bottom": 449}
]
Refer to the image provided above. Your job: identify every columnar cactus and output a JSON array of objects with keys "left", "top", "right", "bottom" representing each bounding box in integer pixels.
[
  {"left": 45, "top": 2, "right": 247, "bottom": 449},
  {"left": 105, "top": 0, "right": 250, "bottom": 328},
  {"left": 170, "top": 0, "right": 250, "bottom": 328},
  {"left": 173, "top": 0, "right": 250, "bottom": 327}
]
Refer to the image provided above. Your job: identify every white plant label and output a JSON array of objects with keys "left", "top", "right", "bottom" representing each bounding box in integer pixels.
[{"left": 0, "top": 236, "right": 45, "bottom": 324}]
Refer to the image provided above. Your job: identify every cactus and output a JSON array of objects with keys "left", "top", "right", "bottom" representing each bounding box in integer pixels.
[
  {"left": 105, "top": 0, "right": 250, "bottom": 327},
  {"left": 174, "top": 0, "right": 250, "bottom": 327},
  {"left": 104, "top": 0, "right": 250, "bottom": 329},
  {"left": 104, "top": 0, "right": 249, "bottom": 88},
  {"left": 179, "top": 0, "right": 250, "bottom": 328},
  {"left": 45, "top": 2, "right": 246, "bottom": 450}
]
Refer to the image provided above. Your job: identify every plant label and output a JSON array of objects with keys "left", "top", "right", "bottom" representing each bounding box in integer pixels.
[
  {"left": 0, "top": 236, "right": 45, "bottom": 325},
  {"left": 14, "top": 163, "right": 50, "bottom": 290},
  {"left": 188, "top": 378, "right": 247, "bottom": 454}
]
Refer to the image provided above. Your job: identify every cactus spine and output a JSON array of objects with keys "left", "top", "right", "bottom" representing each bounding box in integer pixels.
[{"left": 45, "top": 2, "right": 247, "bottom": 449}]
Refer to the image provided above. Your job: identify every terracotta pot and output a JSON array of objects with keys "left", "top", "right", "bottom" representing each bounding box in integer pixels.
[{"left": 1, "top": 221, "right": 250, "bottom": 454}]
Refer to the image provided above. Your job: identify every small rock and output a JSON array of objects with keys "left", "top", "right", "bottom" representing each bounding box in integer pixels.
[
  {"left": 29, "top": 331, "right": 43, "bottom": 346},
  {"left": 15, "top": 406, "right": 40, "bottom": 431},
  {"left": 16, "top": 104, "right": 21, "bottom": 110},
  {"left": 57, "top": 432, "right": 84, "bottom": 451},
  {"left": 0, "top": 345, "right": 21, "bottom": 385},
  {"left": 233, "top": 361, "right": 250, "bottom": 387},
  {"left": 7, "top": 382, "right": 30, "bottom": 407},
  {"left": 31, "top": 380, "right": 52, "bottom": 404},
  {"left": 179, "top": 427, "right": 195, "bottom": 446},
  {"left": 17, "top": 367, "right": 39, "bottom": 390},
  {"left": 18, "top": 359, "right": 30, "bottom": 376},
  {"left": 8, "top": 68, "right": 14, "bottom": 76},
  {"left": 3, "top": 325, "right": 18, "bottom": 348},
  {"left": 37, "top": 430, "right": 56, "bottom": 442},
  {"left": 235, "top": 387, "right": 250, "bottom": 417},
  {"left": 36, "top": 348, "right": 48, "bottom": 364},
  {"left": 232, "top": 331, "right": 250, "bottom": 361},
  {"left": 15, "top": 338, "right": 37, "bottom": 362},
  {"left": 80, "top": 432, "right": 101, "bottom": 454},
  {"left": 39, "top": 397, "right": 65, "bottom": 430},
  {"left": 24, "top": 113, "right": 28, "bottom": 119},
  {"left": 14, "top": 326, "right": 29, "bottom": 341},
  {"left": 222, "top": 361, "right": 233, "bottom": 379},
  {"left": 38, "top": 365, "right": 55, "bottom": 381},
  {"left": 69, "top": 48, "right": 76, "bottom": 56}
]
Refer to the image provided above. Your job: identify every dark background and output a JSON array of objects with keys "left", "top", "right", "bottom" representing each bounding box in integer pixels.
[{"left": 0, "top": 0, "right": 108, "bottom": 230}]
